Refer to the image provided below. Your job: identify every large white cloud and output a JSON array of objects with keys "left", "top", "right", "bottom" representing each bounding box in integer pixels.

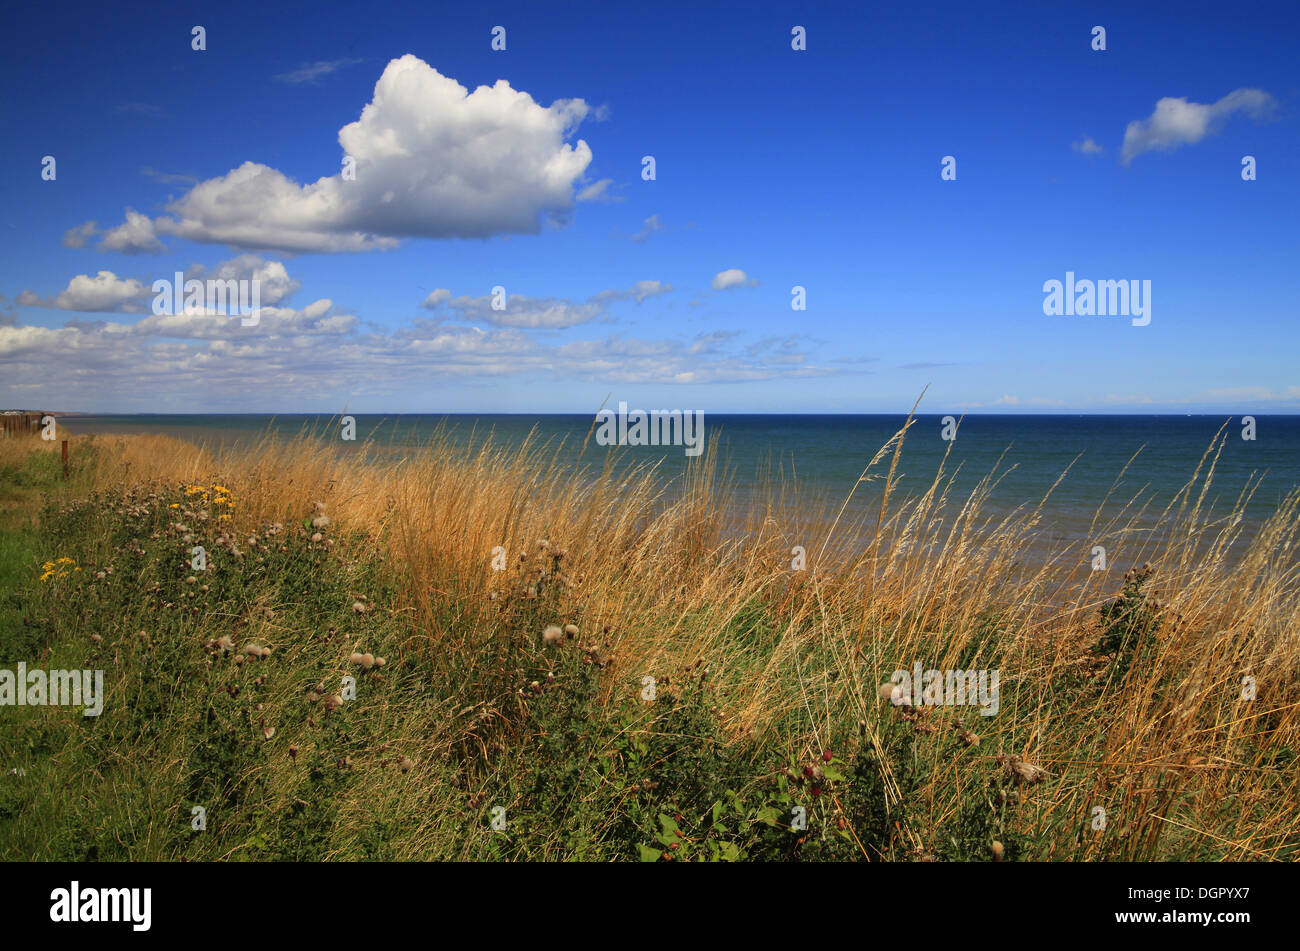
[
  {"left": 96, "top": 55, "right": 595, "bottom": 254},
  {"left": 1121, "top": 88, "right": 1276, "bottom": 164}
]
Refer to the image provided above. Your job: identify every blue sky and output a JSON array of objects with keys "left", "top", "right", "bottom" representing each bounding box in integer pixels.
[{"left": 1, "top": 0, "right": 1297, "bottom": 413}]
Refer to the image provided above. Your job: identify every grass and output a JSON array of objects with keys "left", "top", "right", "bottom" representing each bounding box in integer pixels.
[{"left": 0, "top": 418, "right": 1297, "bottom": 861}]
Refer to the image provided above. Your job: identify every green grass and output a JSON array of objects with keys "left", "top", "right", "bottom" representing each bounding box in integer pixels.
[
  {"left": 0, "top": 438, "right": 1295, "bottom": 862},
  {"left": 0, "top": 456, "right": 946, "bottom": 861}
]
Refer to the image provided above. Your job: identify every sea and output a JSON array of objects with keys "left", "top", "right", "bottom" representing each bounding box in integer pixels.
[{"left": 57, "top": 413, "right": 1300, "bottom": 569}]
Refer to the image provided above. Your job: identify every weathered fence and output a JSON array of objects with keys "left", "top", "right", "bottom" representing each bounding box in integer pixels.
[{"left": 0, "top": 412, "right": 48, "bottom": 438}]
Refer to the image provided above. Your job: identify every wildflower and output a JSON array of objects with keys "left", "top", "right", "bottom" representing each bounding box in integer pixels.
[
  {"left": 996, "top": 754, "right": 1047, "bottom": 785},
  {"left": 312, "top": 516, "right": 331, "bottom": 529},
  {"left": 958, "top": 729, "right": 980, "bottom": 747},
  {"left": 263, "top": 727, "right": 275, "bottom": 740},
  {"left": 311, "top": 533, "right": 323, "bottom": 543},
  {"left": 352, "top": 601, "right": 368, "bottom": 614},
  {"left": 399, "top": 756, "right": 415, "bottom": 773},
  {"left": 563, "top": 623, "right": 579, "bottom": 638},
  {"left": 39, "top": 557, "right": 78, "bottom": 581},
  {"left": 542, "top": 625, "right": 564, "bottom": 644},
  {"left": 991, "top": 840, "right": 1004, "bottom": 861},
  {"left": 374, "top": 657, "right": 386, "bottom": 669}
]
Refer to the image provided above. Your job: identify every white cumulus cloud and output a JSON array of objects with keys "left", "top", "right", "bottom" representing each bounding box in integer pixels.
[
  {"left": 97, "top": 55, "right": 595, "bottom": 254},
  {"left": 98, "top": 209, "right": 165, "bottom": 254},
  {"left": 1121, "top": 88, "right": 1276, "bottom": 164},
  {"left": 17, "top": 271, "right": 150, "bottom": 312}
]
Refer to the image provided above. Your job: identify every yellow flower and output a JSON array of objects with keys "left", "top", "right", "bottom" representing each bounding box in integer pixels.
[{"left": 39, "top": 556, "right": 78, "bottom": 581}]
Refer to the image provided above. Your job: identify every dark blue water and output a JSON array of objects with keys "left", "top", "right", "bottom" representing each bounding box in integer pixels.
[{"left": 60, "top": 413, "right": 1300, "bottom": 561}]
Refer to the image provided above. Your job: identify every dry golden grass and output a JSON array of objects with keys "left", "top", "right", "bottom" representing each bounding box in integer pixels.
[{"left": 7, "top": 415, "right": 1299, "bottom": 860}]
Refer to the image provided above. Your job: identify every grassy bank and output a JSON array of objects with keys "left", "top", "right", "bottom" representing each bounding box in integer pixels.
[{"left": 1, "top": 422, "right": 1297, "bottom": 861}]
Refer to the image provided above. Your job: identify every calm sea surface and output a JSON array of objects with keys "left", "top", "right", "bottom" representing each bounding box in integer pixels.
[{"left": 59, "top": 414, "right": 1300, "bottom": 566}]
